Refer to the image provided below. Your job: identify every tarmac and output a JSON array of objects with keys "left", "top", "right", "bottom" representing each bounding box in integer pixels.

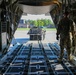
[{"left": 12, "top": 30, "right": 57, "bottom": 45}]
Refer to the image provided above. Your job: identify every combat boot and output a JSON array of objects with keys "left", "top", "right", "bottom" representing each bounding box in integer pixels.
[
  {"left": 67, "top": 55, "right": 71, "bottom": 62},
  {"left": 57, "top": 57, "right": 63, "bottom": 63},
  {"left": 57, "top": 53, "right": 64, "bottom": 62}
]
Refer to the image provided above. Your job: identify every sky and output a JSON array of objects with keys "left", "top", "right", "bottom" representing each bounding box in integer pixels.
[{"left": 21, "top": 14, "right": 53, "bottom": 23}]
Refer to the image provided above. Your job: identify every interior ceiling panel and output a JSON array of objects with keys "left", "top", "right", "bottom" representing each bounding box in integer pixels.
[
  {"left": 17, "top": 0, "right": 60, "bottom": 14},
  {"left": 18, "top": 4, "right": 56, "bottom": 14}
]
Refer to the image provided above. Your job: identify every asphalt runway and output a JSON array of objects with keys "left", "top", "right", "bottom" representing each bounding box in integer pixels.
[{"left": 12, "top": 30, "right": 57, "bottom": 45}]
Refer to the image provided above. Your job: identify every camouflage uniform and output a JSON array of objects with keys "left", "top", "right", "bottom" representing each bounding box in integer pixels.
[
  {"left": 74, "top": 23, "right": 76, "bottom": 55},
  {"left": 56, "top": 17, "right": 74, "bottom": 61},
  {"left": 73, "top": 17, "right": 76, "bottom": 55}
]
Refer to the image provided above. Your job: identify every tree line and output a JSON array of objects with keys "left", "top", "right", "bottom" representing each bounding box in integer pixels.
[{"left": 24, "top": 19, "right": 55, "bottom": 28}]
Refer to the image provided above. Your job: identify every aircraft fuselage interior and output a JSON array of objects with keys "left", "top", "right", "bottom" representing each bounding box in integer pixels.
[{"left": 0, "top": 0, "right": 76, "bottom": 75}]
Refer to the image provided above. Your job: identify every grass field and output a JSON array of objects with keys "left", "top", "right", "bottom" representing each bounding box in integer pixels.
[{"left": 17, "top": 28, "right": 56, "bottom": 31}]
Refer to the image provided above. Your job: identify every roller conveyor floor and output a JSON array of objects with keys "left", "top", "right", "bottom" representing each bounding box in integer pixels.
[{"left": 0, "top": 41, "right": 76, "bottom": 75}]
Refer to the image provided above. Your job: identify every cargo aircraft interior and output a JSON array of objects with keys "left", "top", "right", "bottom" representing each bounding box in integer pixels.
[{"left": 0, "top": 0, "right": 76, "bottom": 75}]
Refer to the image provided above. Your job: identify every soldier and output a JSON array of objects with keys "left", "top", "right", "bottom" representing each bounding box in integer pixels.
[
  {"left": 73, "top": 17, "right": 76, "bottom": 55},
  {"left": 42, "top": 30, "right": 46, "bottom": 40},
  {"left": 56, "top": 11, "right": 75, "bottom": 62}
]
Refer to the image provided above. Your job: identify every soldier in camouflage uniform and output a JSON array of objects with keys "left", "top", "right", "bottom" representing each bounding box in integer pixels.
[
  {"left": 73, "top": 17, "right": 76, "bottom": 55},
  {"left": 56, "top": 11, "right": 75, "bottom": 62}
]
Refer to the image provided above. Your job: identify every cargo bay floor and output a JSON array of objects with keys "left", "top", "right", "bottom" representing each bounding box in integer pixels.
[{"left": 0, "top": 30, "right": 76, "bottom": 75}]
